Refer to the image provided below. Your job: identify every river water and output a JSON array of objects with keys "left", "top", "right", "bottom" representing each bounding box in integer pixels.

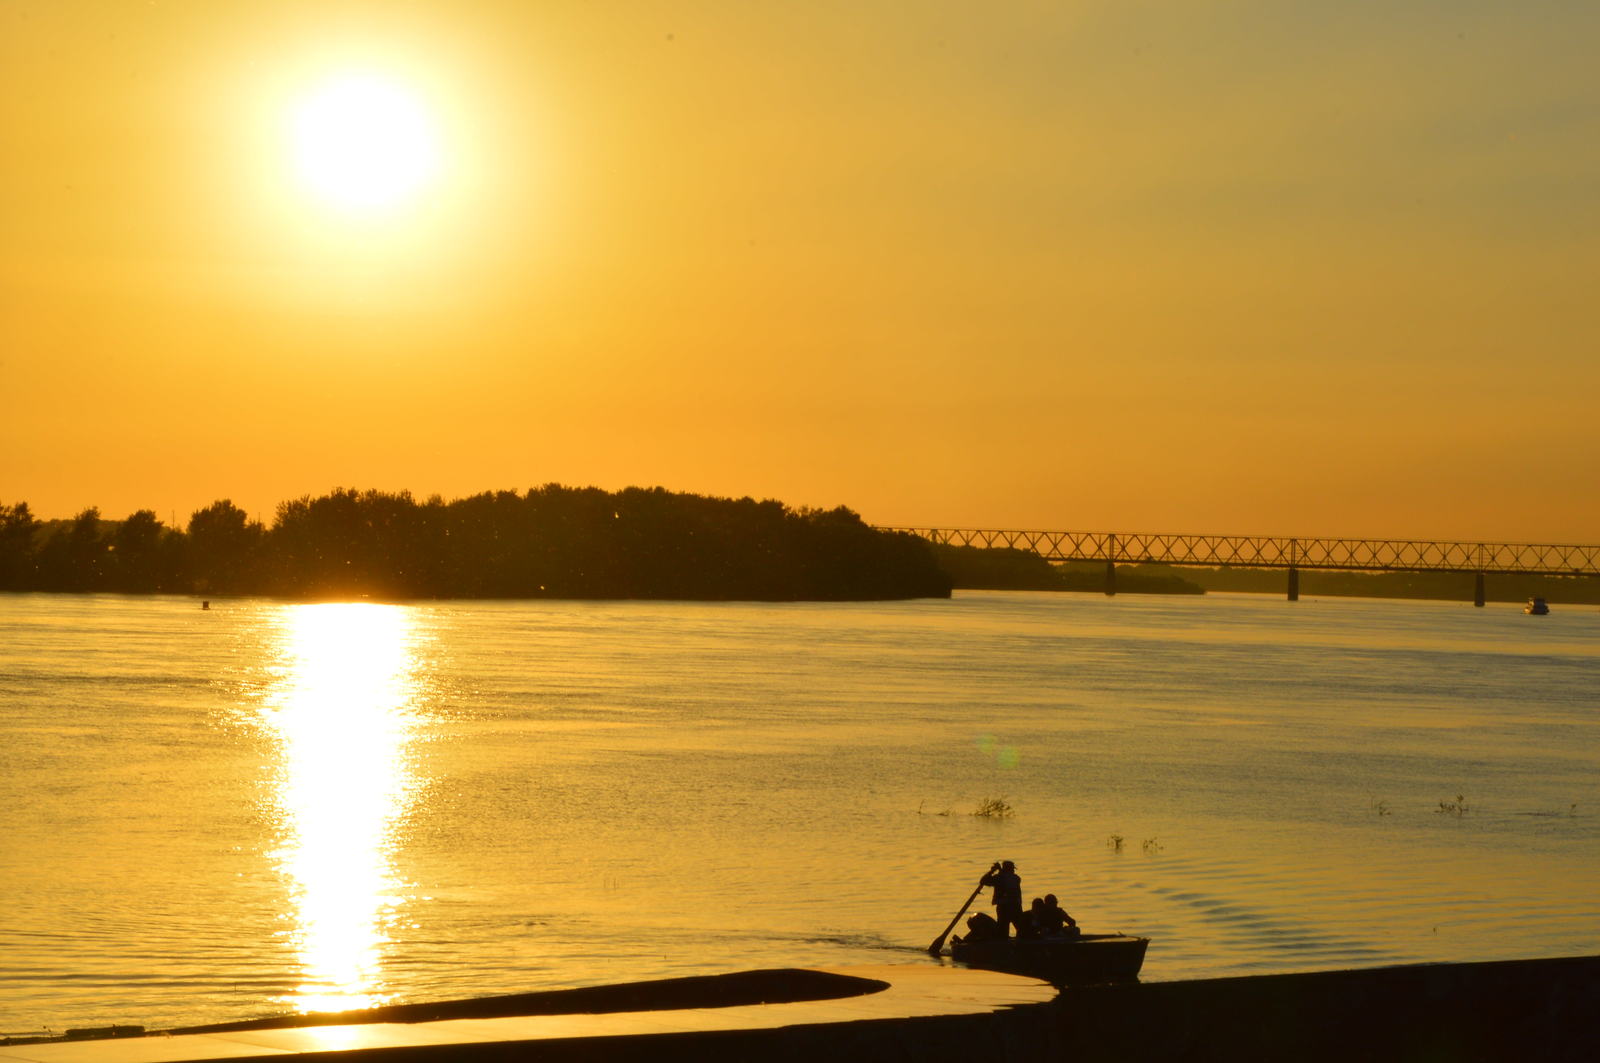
[{"left": 2, "top": 590, "right": 1597, "bottom": 1037}]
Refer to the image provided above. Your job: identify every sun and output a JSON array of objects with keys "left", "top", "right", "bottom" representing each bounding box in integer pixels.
[{"left": 287, "top": 72, "right": 442, "bottom": 214}]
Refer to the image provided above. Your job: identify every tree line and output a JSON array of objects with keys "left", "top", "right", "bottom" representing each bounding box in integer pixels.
[
  {"left": 934, "top": 545, "right": 1205, "bottom": 594},
  {"left": 1169, "top": 561, "right": 1600, "bottom": 605},
  {"left": 0, "top": 486, "right": 952, "bottom": 602}
]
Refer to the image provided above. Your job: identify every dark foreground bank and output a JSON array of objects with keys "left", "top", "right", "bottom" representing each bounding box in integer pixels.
[
  {"left": 10, "top": 955, "right": 1595, "bottom": 1062},
  {"left": 1046, "top": 954, "right": 1600, "bottom": 1062}
]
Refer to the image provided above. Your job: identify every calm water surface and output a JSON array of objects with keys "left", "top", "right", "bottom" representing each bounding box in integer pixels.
[{"left": 2, "top": 590, "right": 1597, "bottom": 1037}]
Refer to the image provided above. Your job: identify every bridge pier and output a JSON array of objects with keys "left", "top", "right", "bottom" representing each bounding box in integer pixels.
[
  {"left": 1104, "top": 534, "right": 1117, "bottom": 596},
  {"left": 1474, "top": 572, "right": 1485, "bottom": 608},
  {"left": 1287, "top": 566, "right": 1299, "bottom": 601}
]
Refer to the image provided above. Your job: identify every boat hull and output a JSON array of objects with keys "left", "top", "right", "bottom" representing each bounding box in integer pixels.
[{"left": 948, "top": 933, "right": 1148, "bottom": 983}]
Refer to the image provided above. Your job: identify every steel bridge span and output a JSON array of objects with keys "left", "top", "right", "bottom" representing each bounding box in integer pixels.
[{"left": 879, "top": 527, "right": 1600, "bottom": 605}]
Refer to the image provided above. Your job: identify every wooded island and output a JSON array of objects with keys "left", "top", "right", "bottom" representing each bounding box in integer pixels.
[{"left": 0, "top": 486, "right": 951, "bottom": 601}]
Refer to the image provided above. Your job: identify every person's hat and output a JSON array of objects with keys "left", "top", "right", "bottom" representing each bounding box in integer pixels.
[{"left": 1001, "top": 860, "right": 1015, "bottom": 869}]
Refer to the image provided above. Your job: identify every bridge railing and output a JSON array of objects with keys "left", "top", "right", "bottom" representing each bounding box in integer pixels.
[{"left": 879, "top": 528, "right": 1600, "bottom": 576}]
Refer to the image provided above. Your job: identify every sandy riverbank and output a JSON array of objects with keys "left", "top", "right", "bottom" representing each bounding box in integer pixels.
[{"left": 5, "top": 955, "right": 1595, "bottom": 1061}]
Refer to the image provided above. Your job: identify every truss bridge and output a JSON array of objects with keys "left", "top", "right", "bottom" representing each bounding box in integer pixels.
[{"left": 879, "top": 527, "right": 1600, "bottom": 605}]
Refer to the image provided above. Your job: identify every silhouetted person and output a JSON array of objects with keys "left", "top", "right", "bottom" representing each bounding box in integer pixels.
[
  {"left": 1039, "top": 893, "right": 1079, "bottom": 938},
  {"left": 963, "top": 911, "right": 1003, "bottom": 942},
  {"left": 980, "top": 860, "right": 1026, "bottom": 938}
]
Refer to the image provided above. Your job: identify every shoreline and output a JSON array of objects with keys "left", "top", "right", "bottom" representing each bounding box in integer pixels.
[{"left": 6, "top": 954, "right": 1596, "bottom": 1061}]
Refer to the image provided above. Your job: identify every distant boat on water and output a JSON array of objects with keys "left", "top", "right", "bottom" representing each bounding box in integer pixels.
[{"left": 1524, "top": 597, "right": 1549, "bottom": 615}]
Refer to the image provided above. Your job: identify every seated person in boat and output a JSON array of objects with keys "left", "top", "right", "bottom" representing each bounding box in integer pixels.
[
  {"left": 1036, "top": 894, "right": 1080, "bottom": 938},
  {"left": 962, "top": 911, "right": 1005, "bottom": 942}
]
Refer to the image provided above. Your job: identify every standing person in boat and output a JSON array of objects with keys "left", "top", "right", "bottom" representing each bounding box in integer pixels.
[{"left": 979, "top": 860, "right": 1028, "bottom": 938}]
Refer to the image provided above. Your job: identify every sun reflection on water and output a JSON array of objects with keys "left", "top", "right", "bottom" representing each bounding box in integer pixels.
[{"left": 263, "top": 603, "right": 420, "bottom": 1013}]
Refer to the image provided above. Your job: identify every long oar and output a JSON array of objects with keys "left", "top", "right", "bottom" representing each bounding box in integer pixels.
[{"left": 927, "top": 872, "right": 990, "bottom": 955}]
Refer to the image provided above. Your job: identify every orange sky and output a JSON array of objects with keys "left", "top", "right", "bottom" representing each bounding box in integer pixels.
[{"left": 4, "top": 2, "right": 1598, "bottom": 541}]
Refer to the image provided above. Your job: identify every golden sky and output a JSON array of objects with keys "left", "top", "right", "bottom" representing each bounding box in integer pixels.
[{"left": 3, "top": 1, "right": 1597, "bottom": 540}]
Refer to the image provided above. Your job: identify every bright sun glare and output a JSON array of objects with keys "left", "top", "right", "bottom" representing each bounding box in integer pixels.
[
  {"left": 288, "top": 72, "right": 441, "bottom": 213},
  {"left": 266, "top": 603, "right": 419, "bottom": 1012}
]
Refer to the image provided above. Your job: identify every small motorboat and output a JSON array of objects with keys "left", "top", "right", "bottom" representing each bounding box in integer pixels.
[
  {"left": 947, "top": 932, "right": 1149, "bottom": 983},
  {"left": 1525, "top": 597, "right": 1550, "bottom": 615}
]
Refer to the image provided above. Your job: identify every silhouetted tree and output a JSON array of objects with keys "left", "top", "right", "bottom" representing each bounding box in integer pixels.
[
  {"left": 105, "top": 510, "right": 173, "bottom": 592},
  {"left": 34, "top": 508, "right": 108, "bottom": 591},
  {"left": 268, "top": 488, "right": 425, "bottom": 598},
  {"left": 0, "top": 502, "right": 40, "bottom": 589},
  {"left": 188, "top": 500, "right": 265, "bottom": 593}
]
